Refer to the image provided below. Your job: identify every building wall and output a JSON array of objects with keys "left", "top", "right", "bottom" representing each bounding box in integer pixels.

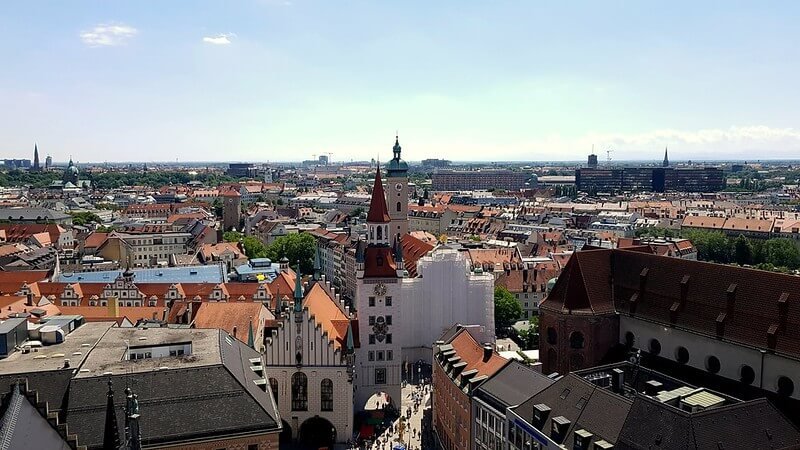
[
  {"left": 472, "top": 396, "right": 507, "bottom": 450},
  {"left": 539, "top": 311, "right": 619, "bottom": 375},
  {"left": 354, "top": 276, "right": 402, "bottom": 410},
  {"left": 433, "top": 354, "right": 471, "bottom": 450},
  {"left": 387, "top": 175, "right": 409, "bottom": 238},
  {"left": 223, "top": 196, "right": 242, "bottom": 231},
  {"left": 263, "top": 305, "right": 354, "bottom": 442},
  {"left": 620, "top": 316, "right": 800, "bottom": 400},
  {"left": 400, "top": 249, "right": 495, "bottom": 358}
]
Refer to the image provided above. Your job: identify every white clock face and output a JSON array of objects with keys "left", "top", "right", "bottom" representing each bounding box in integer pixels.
[{"left": 395, "top": 183, "right": 403, "bottom": 191}]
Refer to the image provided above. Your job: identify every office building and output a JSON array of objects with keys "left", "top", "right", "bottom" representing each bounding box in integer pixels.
[{"left": 432, "top": 169, "right": 531, "bottom": 191}]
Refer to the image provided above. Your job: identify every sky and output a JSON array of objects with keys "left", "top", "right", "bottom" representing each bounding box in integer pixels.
[{"left": 2, "top": 1, "right": 800, "bottom": 163}]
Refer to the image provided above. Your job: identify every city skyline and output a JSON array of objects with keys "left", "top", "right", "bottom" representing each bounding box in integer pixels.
[{"left": 3, "top": 1, "right": 800, "bottom": 162}]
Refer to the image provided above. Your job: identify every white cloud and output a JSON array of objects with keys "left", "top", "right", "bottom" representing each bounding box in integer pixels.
[
  {"left": 203, "top": 33, "right": 236, "bottom": 45},
  {"left": 80, "top": 23, "right": 138, "bottom": 47}
]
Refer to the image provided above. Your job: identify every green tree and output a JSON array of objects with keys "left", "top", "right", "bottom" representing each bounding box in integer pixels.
[
  {"left": 264, "top": 233, "right": 317, "bottom": 273},
  {"left": 763, "top": 238, "right": 800, "bottom": 269},
  {"left": 348, "top": 207, "right": 365, "bottom": 218},
  {"left": 684, "top": 230, "right": 731, "bottom": 263},
  {"left": 223, "top": 231, "right": 243, "bottom": 243},
  {"left": 733, "top": 234, "right": 752, "bottom": 265},
  {"left": 241, "top": 236, "right": 268, "bottom": 259},
  {"left": 494, "top": 286, "right": 522, "bottom": 337},
  {"left": 69, "top": 211, "right": 102, "bottom": 226}
]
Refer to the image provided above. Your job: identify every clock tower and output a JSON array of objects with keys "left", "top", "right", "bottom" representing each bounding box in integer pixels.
[
  {"left": 354, "top": 164, "right": 403, "bottom": 411},
  {"left": 386, "top": 135, "right": 409, "bottom": 239}
]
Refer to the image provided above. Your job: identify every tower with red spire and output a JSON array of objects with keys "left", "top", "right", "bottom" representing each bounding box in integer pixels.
[{"left": 354, "top": 163, "right": 403, "bottom": 411}]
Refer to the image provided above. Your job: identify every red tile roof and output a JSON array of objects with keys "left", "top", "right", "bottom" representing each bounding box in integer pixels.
[
  {"left": 83, "top": 232, "right": 109, "bottom": 249},
  {"left": 366, "top": 167, "right": 391, "bottom": 223},
  {"left": 400, "top": 234, "right": 434, "bottom": 278},
  {"left": 448, "top": 328, "right": 507, "bottom": 378},
  {"left": 192, "top": 302, "right": 268, "bottom": 339},
  {"left": 541, "top": 248, "right": 616, "bottom": 315},
  {"left": 363, "top": 247, "right": 397, "bottom": 278}
]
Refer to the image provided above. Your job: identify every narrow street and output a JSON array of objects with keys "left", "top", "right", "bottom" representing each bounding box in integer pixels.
[{"left": 361, "top": 382, "right": 434, "bottom": 450}]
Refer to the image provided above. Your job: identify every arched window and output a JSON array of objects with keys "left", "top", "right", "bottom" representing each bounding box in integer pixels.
[
  {"left": 624, "top": 332, "right": 635, "bottom": 348},
  {"left": 675, "top": 346, "right": 690, "bottom": 364},
  {"left": 569, "top": 332, "right": 584, "bottom": 349},
  {"left": 321, "top": 378, "right": 334, "bottom": 411},
  {"left": 705, "top": 356, "right": 721, "bottom": 374},
  {"left": 396, "top": 201, "right": 402, "bottom": 212},
  {"left": 778, "top": 376, "right": 795, "bottom": 397},
  {"left": 546, "top": 327, "right": 557, "bottom": 345},
  {"left": 376, "top": 225, "right": 382, "bottom": 241},
  {"left": 291, "top": 372, "right": 308, "bottom": 411},
  {"left": 740, "top": 365, "right": 756, "bottom": 385},
  {"left": 649, "top": 339, "right": 662, "bottom": 355},
  {"left": 269, "top": 378, "right": 279, "bottom": 406}
]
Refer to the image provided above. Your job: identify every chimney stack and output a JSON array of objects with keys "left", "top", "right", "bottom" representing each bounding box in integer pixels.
[
  {"left": 108, "top": 297, "right": 120, "bottom": 319},
  {"left": 25, "top": 293, "right": 33, "bottom": 307},
  {"left": 482, "top": 344, "right": 493, "bottom": 362},
  {"left": 611, "top": 368, "right": 625, "bottom": 393}
]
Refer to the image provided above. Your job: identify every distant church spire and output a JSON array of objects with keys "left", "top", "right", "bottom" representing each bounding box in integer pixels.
[
  {"left": 32, "top": 143, "right": 40, "bottom": 172},
  {"left": 663, "top": 146, "right": 669, "bottom": 167},
  {"left": 103, "top": 379, "right": 121, "bottom": 450}
]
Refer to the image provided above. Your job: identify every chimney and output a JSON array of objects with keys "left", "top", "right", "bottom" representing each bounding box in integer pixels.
[
  {"left": 611, "top": 368, "right": 625, "bottom": 393},
  {"left": 233, "top": 326, "right": 238, "bottom": 338},
  {"left": 25, "top": 293, "right": 33, "bottom": 307},
  {"left": 482, "top": 343, "right": 493, "bottom": 362},
  {"left": 108, "top": 296, "right": 120, "bottom": 318}
]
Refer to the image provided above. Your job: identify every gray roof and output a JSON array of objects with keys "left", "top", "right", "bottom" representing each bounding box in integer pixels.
[
  {"left": 0, "top": 208, "right": 70, "bottom": 221},
  {"left": 0, "top": 384, "right": 72, "bottom": 450},
  {"left": 0, "top": 323, "right": 280, "bottom": 449},
  {"left": 62, "top": 328, "right": 279, "bottom": 449},
  {"left": 617, "top": 396, "right": 800, "bottom": 450},
  {"left": 513, "top": 374, "right": 632, "bottom": 446},
  {"left": 474, "top": 360, "right": 553, "bottom": 412}
]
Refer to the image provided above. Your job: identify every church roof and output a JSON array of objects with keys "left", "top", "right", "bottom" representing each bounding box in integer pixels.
[
  {"left": 363, "top": 247, "right": 397, "bottom": 278},
  {"left": 366, "top": 166, "right": 391, "bottom": 223}
]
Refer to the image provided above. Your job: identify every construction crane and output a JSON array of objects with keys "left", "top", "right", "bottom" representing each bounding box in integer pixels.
[{"left": 606, "top": 148, "right": 614, "bottom": 163}]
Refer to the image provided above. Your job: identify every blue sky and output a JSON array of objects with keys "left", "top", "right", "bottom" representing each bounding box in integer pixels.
[{"left": 2, "top": 1, "right": 800, "bottom": 163}]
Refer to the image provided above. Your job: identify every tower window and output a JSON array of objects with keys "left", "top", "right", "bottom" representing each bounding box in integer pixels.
[
  {"left": 569, "top": 332, "right": 584, "bottom": 349},
  {"left": 376, "top": 226, "right": 382, "bottom": 240},
  {"left": 396, "top": 202, "right": 402, "bottom": 212}
]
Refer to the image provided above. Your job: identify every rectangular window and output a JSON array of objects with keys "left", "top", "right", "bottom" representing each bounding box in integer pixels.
[
  {"left": 375, "top": 368, "right": 386, "bottom": 384},
  {"left": 368, "top": 351, "right": 374, "bottom": 361},
  {"left": 248, "top": 445, "right": 259, "bottom": 450},
  {"left": 386, "top": 315, "right": 392, "bottom": 325},
  {"left": 369, "top": 334, "right": 376, "bottom": 345},
  {"left": 377, "top": 351, "right": 384, "bottom": 361},
  {"left": 385, "top": 296, "right": 392, "bottom": 306},
  {"left": 369, "top": 316, "right": 375, "bottom": 326},
  {"left": 386, "top": 334, "right": 392, "bottom": 344},
  {"left": 387, "top": 350, "right": 393, "bottom": 361},
  {"left": 369, "top": 297, "right": 375, "bottom": 307}
]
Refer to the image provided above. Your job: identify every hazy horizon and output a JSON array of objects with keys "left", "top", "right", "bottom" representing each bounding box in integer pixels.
[{"left": 3, "top": 1, "right": 800, "bottom": 163}]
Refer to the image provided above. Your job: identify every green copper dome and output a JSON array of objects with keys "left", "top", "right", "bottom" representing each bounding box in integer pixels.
[{"left": 385, "top": 136, "right": 408, "bottom": 177}]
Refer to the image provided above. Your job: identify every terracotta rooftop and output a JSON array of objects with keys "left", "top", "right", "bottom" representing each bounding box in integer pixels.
[
  {"left": 401, "top": 233, "right": 435, "bottom": 278},
  {"left": 192, "top": 302, "right": 269, "bottom": 340},
  {"left": 447, "top": 327, "right": 507, "bottom": 378}
]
